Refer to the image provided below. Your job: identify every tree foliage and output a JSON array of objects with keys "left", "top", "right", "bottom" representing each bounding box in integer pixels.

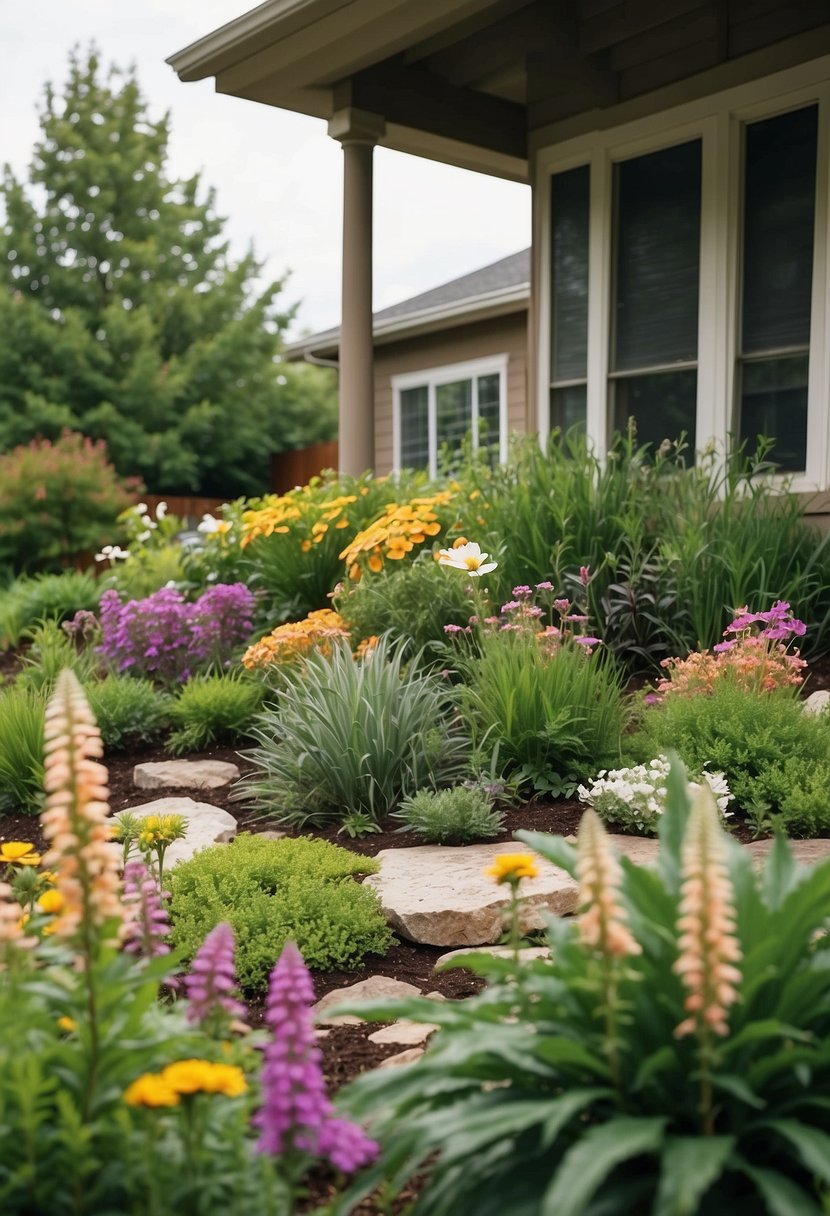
[{"left": 0, "top": 49, "right": 337, "bottom": 496}]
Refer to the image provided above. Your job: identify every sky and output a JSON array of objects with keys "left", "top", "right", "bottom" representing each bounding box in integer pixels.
[{"left": 1, "top": 0, "right": 531, "bottom": 339}]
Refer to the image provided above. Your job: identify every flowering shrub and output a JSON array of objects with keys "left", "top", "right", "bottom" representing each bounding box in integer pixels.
[
  {"left": 0, "top": 430, "right": 139, "bottom": 573},
  {"left": 242, "top": 608, "right": 351, "bottom": 671},
  {"left": 341, "top": 488, "right": 463, "bottom": 580},
  {"left": 0, "top": 670, "right": 378, "bottom": 1214},
  {"left": 578, "top": 756, "right": 732, "bottom": 835},
  {"left": 658, "top": 601, "right": 807, "bottom": 698},
  {"left": 99, "top": 582, "right": 255, "bottom": 684},
  {"left": 333, "top": 765, "right": 830, "bottom": 1216}
]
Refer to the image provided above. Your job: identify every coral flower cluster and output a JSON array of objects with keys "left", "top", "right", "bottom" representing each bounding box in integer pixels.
[
  {"left": 241, "top": 608, "right": 351, "bottom": 670},
  {"left": 674, "top": 788, "right": 742, "bottom": 1038},
  {"left": 40, "top": 670, "right": 123, "bottom": 945},
  {"left": 340, "top": 491, "right": 454, "bottom": 579},
  {"left": 576, "top": 810, "right": 641, "bottom": 959}
]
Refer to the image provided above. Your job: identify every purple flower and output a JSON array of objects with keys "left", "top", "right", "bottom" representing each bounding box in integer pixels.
[
  {"left": 526, "top": 605, "right": 544, "bottom": 618},
  {"left": 512, "top": 585, "right": 532, "bottom": 598},
  {"left": 575, "top": 636, "right": 602, "bottom": 647},
  {"left": 535, "top": 581, "right": 554, "bottom": 592},
  {"left": 553, "top": 598, "right": 571, "bottom": 615},
  {"left": 254, "top": 942, "right": 378, "bottom": 1172},
  {"left": 579, "top": 566, "right": 591, "bottom": 588},
  {"left": 185, "top": 922, "right": 246, "bottom": 1028},
  {"left": 643, "top": 693, "right": 661, "bottom": 705},
  {"left": 443, "top": 624, "right": 464, "bottom": 634},
  {"left": 501, "top": 601, "right": 521, "bottom": 614},
  {"left": 122, "top": 861, "right": 170, "bottom": 959},
  {"left": 713, "top": 639, "right": 736, "bottom": 653}
]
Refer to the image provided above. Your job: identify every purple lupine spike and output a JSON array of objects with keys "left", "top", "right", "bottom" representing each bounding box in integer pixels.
[
  {"left": 253, "top": 941, "right": 378, "bottom": 1173},
  {"left": 122, "top": 861, "right": 171, "bottom": 959},
  {"left": 184, "top": 922, "right": 246, "bottom": 1027}
]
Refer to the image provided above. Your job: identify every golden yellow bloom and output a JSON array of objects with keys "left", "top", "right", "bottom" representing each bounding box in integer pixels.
[
  {"left": 0, "top": 842, "right": 41, "bottom": 866},
  {"left": 161, "top": 1059, "right": 247, "bottom": 1098},
  {"left": 57, "top": 1016, "right": 77, "bottom": 1034},
  {"left": 37, "top": 889, "right": 65, "bottom": 915},
  {"left": 242, "top": 609, "right": 351, "bottom": 671},
  {"left": 124, "top": 1074, "right": 181, "bottom": 1108},
  {"left": 485, "top": 853, "right": 539, "bottom": 884}
]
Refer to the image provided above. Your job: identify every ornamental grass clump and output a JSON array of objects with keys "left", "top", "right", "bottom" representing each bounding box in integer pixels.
[
  {"left": 393, "top": 786, "right": 505, "bottom": 844},
  {"left": 331, "top": 760, "right": 830, "bottom": 1216}
]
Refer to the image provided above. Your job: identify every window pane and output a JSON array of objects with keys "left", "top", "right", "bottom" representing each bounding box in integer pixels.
[
  {"left": 742, "top": 106, "right": 817, "bottom": 353},
  {"left": 551, "top": 165, "right": 590, "bottom": 381},
  {"left": 613, "top": 140, "right": 701, "bottom": 371},
  {"left": 477, "top": 373, "right": 501, "bottom": 452},
  {"left": 612, "top": 369, "right": 697, "bottom": 450},
  {"left": 739, "top": 355, "right": 808, "bottom": 471},
  {"left": 399, "top": 385, "right": 429, "bottom": 469},
  {"left": 436, "top": 378, "right": 472, "bottom": 462},
  {"left": 551, "top": 385, "right": 587, "bottom": 432}
]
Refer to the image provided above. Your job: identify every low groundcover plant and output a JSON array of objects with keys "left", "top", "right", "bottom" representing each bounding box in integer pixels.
[
  {"left": 331, "top": 759, "right": 830, "bottom": 1216},
  {"left": 578, "top": 756, "right": 732, "bottom": 835}
]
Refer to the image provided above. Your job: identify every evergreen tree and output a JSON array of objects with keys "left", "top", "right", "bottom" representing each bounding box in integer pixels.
[{"left": 0, "top": 49, "right": 336, "bottom": 496}]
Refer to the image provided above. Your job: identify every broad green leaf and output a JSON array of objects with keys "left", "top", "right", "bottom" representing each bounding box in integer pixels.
[
  {"left": 738, "top": 1162, "right": 824, "bottom": 1216},
  {"left": 761, "top": 832, "right": 799, "bottom": 909},
  {"left": 710, "top": 1071, "right": 766, "bottom": 1110},
  {"left": 653, "top": 1135, "right": 734, "bottom": 1216},
  {"left": 760, "top": 1120, "right": 830, "bottom": 1185},
  {"left": 516, "top": 830, "right": 578, "bottom": 878},
  {"left": 657, "top": 754, "right": 691, "bottom": 893},
  {"left": 541, "top": 1117, "right": 666, "bottom": 1216}
]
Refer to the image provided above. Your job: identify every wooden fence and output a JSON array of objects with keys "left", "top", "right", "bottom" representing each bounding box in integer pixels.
[{"left": 271, "top": 440, "right": 339, "bottom": 493}]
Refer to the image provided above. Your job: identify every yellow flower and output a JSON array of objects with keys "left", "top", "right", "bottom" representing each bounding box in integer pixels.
[
  {"left": 161, "top": 1059, "right": 247, "bottom": 1098},
  {"left": 485, "top": 853, "right": 539, "bottom": 884},
  {"left": 124, "top": 1074, "right": 181, "bottom": 1108},
  {"left": 368, "top": 553, "right": 383, "bottom": 573},
  {"left": 57, "top": 1016, "right": 77, "bottom": 1034},
  {"left": 0, "top": 842, "right": 41, "bottom": 866},
  {"left": 37, "top": 889, "right": 65, "bottom": 915}
]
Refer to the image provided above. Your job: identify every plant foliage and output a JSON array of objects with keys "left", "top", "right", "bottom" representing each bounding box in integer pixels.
[{"left": 166, "top": 672, "right": 263, "bottom": 755}]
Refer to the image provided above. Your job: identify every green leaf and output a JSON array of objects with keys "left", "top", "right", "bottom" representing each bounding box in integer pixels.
[
  {"left": 657, "top": 754, "right": 691, "bottom": 893},
  {"left": 761, "top": 832, "right": 800, "bottom": 910},
  {"left": 516, "top": 830, "right": 578, "bottom": 878},
  {"left": 709, "top": 1072, "right": 766, "bottom": 1110},
  {"left": 760, "top": 1120, "right": 830, "bottom": 1186},
  {"left": 541, "top": 1117, "right": 666, "bottom": 1216},
  {"left": 653, "top": 1136, "right": 734, "bottom": 1216},
  {"left": 738, "top": 1162, "right": 824, "bottom": 1216}
]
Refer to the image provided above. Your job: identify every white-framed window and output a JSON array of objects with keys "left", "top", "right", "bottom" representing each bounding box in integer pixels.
[
  {"left": 392, "top": 355, "right": 509, "bottom": 477},
  {"left": 536, "top": 57, "right": 830, "bottom": 491}
]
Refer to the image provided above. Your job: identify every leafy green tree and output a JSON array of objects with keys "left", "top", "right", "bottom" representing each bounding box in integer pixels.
[{"left": 0, "top": 49, "right": 337, "bottom": 496}]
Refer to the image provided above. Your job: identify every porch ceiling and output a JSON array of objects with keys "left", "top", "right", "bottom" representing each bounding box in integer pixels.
[{"left": 168, "top": 0, "right": 830, "bottom": 183}]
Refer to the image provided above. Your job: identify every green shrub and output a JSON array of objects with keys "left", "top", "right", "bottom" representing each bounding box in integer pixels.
[
  {"left": 85, "top": 675, "right": 172, "bottom": 751},
  {"left": 337, "top": 556, "right": 472, "bottom": 656},
  {"left": 0, "top": 685, "right": 44, "bottom": 814},
  {"left": 14, "top": 619, "right": 100, "bottom": 692},
  {"left": 393, "top": 785, "right": 504, "bottom": 844},
  {"left": 168, "top": 834, "right": 392, "bottom": 991},
  {"left": 0, "top": 570, "right": 101, "bottom": 648},
  {"left": 457, "top": 629, "right": 627, "bottom": 795},
  {"left": 333, "top": 764, "right": 830, "bottom": 1216},
  {"left": 240, "top": 635, "right": 469, "bottom": 829},
  {"left": 633, "top": 682, "right": 830, "bottom": 836},
  {"left": 108, "top": 542, "right": 188, "bottom": 601},
  {"left": 166, "top": 673, "right": 264, "bottom": 755},
  {"left": 0, "top": 430, "right": 137, "bottom": 573}
]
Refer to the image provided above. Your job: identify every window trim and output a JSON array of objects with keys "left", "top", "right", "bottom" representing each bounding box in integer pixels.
[
  {"left": 391, "top": 354, "right": 509, "bottom": 477},
  {"left": 535, "top": 56, "right": 830, "bottom": 492}
]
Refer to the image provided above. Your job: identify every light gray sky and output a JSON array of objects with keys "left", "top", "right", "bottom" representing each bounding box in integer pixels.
[{"left": 1, "top": 0, "right": 530, "bottom": 338}]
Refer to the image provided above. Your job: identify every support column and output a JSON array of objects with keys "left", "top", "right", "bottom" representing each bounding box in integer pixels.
[{"left": 328, "top": 107, "right": 385, "bottom": 477}]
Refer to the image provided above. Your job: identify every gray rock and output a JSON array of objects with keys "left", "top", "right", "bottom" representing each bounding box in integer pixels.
[
  {"left": 113, "top": 797, "right": 237, "bottom": 867},
  {"left": 803, "top": 690, "right": 830, "bottom": 716},
  {"left": 312, "top": 975, "right": 422, "bottom": 1026},
  {"left": 368, "top": 1020, "right": 439, "bottom": 1046},
  {"left": 435, "top": 945, "right": 552, "bottom": 970},
  {"left": 377, "top": 1047, "right": 425, "bottom": 1068},
  {"left": 133, "top": 759, "right": 239, "bottom": 791}
]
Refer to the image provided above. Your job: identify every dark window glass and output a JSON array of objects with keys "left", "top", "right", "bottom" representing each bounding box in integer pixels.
[
  {"left": 399, "top": 385, "right": 429, "bottom": 469},
  {"left": 613, "top": 369, "right": 697, "bottom": 451},
  {"left": 613, "top": 140, "right": 701, "bottom": 371},
  {"left": 477, "top": 373, "right": 501, "bottom": 452},
  {"left": 551, "top": 165, "right": 590, "bottom": 382},
  {"left": 436, "top": 379, "right": 472, "bottom": 462},
  {"left": 551, "top": 385, "right": 587, "bottom": 432},
  {"left": 739, "top": 355, "right": 809, "bottom": 472}
]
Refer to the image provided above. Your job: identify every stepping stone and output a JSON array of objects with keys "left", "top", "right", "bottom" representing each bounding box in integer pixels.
[
  {"left": 312, "top": 976, "right": 422, "bottom": 1026},
  {"left": 745, "top": 838, "right": 830, "bottom": 867},
  {"left": 435, "top": 945, "right": 552, "bottom": 970},
  {"left": 378, "top": 1047, "right": 425, "bottom": 1069},
  {"left": 803, "top": 690, "right": 830, "bottom": 715},
  {"left": 368, "top": 1020, "right": 438, "bottom": 1047},
  {"left": 133, "top": 759, "right": 239, "bottom": 792},
  {"left": 364, "top": 839, "right": 658, "bottom": 948},
  {"left": 113, "top": 797, "right": 237, "bottom": 867}
]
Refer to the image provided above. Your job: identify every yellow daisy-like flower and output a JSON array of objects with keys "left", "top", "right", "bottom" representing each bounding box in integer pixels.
[
  {"left": 0, "top": 842, "right": 41, "bottom": 866},
  {"left": 485, "top": 853, "right": 539, "bottom": 885},
  {"left": 57, "top": 1016, "right": 78, "bottom": 1034},
  {"left": 37, "top": 889, "right": 65, "bottom": 915},
  {"left": 124, "top": 1074, "right": 181, "bottom": 1108},
  {"left": 161, "top": 1059, "right": 247, "bottom": 1098}
]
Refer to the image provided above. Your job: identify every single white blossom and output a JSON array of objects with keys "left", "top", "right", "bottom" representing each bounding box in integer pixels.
[
  {"left": 95, "top": 544, "right": 129, "bottom": 563},
  {"left": 155, "top": 501, "right": 168, "bottom": 519},
  {"left": 198, "top": 513, "right": 221, "bottom": 534},
  {"left": 437, "top": 541, "right": 497, "bottom": 577}
]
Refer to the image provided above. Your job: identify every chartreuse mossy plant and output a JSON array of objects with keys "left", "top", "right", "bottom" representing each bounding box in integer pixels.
[
  {"left": 168, "top": 834, "right": 392, "bottom": 991},
  {"left": 331, "top": 759, "right": 830, "bottom": 1216}
]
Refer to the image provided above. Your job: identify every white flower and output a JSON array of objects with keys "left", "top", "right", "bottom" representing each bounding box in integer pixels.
[
  {"left": 198, "top": 513, "right": 221, "bottom": 534},
  {"left": 135, "top": 502, "right": 148, "bottom": 514},
  {"left": 95, "top": 544, "right": 129, "bottom": 563},
  {"left": 437, "top": 541, "right": 497, "bottom": 577},
  {"left": 136, "top": 530, "right": 151, "bottom": 542},
  {"left": 155, "top": 501, "right": 168, "bottom": 519}
]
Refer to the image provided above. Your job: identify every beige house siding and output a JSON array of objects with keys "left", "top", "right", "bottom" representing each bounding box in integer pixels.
[{"left": 373, "top": 310, "right": 528, "bottom": 473}]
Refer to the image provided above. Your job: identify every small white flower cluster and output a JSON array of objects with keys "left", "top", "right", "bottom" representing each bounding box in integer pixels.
[{"left": 578, "top": 757, "right": 732, "bottom": 836}]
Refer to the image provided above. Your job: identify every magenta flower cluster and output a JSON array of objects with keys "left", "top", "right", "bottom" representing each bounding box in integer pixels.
[
  {"left": 714, "top": 600, "right": 807, "bottom": 653},
  {"left": 254, "top": 941, "right": 378, "bottom": 1173},
  {"left": 184, "top": 922, "right": 246, "bottom": 1028},
  {"left": 122, "top": 861, "right": 170, "bottom": 960},
  {"left": 99, "top": 583, "right": 255, "bottom": 683}
]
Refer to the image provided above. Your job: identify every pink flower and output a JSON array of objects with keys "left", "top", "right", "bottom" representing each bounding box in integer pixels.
[{"left": 577, "top": 811, "right": 641, "bottom": 959}]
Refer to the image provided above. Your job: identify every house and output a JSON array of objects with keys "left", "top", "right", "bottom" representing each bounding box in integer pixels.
[
  {"left": 168, "top": 0, "right": 830, "bottom": 517},
  {"left": 285, "top": 248, "right": 530, "bottom": 476}
]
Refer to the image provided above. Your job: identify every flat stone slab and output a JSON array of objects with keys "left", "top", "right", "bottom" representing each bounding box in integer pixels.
[
  {"left": 745, "top": 838, "right": 830, "bottom": 867},
  {"left": 312, "top": 976, "right": 422, "bottom": 1026},
  {"left": 113, "top": 797, "right": 237, "bottom": 867},
  {"left": 133, "top": 759, "right": 240, "bottom": 791},
  {"left": 368, "top": 1020, "right": 438, "bottom": 1047},
  {"left": 803, "top": 690, "right": 830, "bottom": 715},
  {"left": 436, "top": 945, "right": 552, "bottom": 970},
  {"left": 364, "top": 839, "right": 658, "bottom": 948},
  {"left": 378, "top": 1047, "right": 425, "bottom": 1069}
]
